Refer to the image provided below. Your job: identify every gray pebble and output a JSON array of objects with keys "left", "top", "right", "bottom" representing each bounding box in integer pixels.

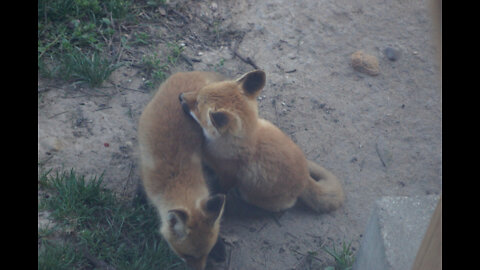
[{"left": 384, "top": 47, "right": 400, "bottom": 61}]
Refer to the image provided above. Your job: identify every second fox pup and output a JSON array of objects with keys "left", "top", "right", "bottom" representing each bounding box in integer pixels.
[
  {"left": 138, "top": 71, "right": 227, "bottom": 270},
  {"left": 180, "top": 70, "right": 345, "bottom": 213}
]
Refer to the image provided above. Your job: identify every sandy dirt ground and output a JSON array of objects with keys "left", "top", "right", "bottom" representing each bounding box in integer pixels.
[{"left": 38, "top": 0, "right": 442, "bottom": 269}]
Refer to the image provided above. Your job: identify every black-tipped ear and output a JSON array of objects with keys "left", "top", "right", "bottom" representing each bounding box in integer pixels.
[
  {"left": 210, "top": 111, "right": 229, "bottom": 129},
  {"left": 236, "top": 70, "right": 266, "bottom": 98},
  {"left": 204, "top": 194, "right": 226, "bottom": 222},
  {"left": 206, "top": 194, "right": 226, "bottom": 213}
]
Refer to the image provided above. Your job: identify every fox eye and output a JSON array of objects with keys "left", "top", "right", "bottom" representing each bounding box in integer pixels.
[{"left": 210, "top": 111, "right": 228, "bottom": 128}]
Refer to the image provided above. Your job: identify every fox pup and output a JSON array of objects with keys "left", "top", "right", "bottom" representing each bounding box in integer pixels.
[
  {"left": 179, "top": 70, "right": 345, "bottom": 213},
  {"left": 138, "top": 71, "right": 227, "bottom": 270}
]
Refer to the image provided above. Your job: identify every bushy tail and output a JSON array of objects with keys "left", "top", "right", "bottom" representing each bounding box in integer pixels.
[{"left": 299, "top": 160, "right": 345, "bottom": 213}]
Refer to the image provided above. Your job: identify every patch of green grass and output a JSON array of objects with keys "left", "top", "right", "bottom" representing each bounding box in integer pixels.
[
  {"left": 323, "top": 240, "right": 355, "bottom": 270},
  {"left": 166, "top": 42, "right": 185, "bottom": 65},
  {"left": 38, "top": 0, "right": 130, "bottom": 86},
  {"left": 38, "top": 169, "right": 186, "bottom": 270},
  {"left": 59, "top": 48, "right": 120, "bottom": 87},
  {"left": 214, "top": 58, "right": 225, "bottom": 72},
  {"left": 131, "top": 31, "right": 152, "bottom": 46},
  {"left": 211, "top": 19, "right": 222, "bottom": 44},
  {"left": 146, "top": 0, "right": 167, "bottom": 7},
  {"left": 140, "top": 52, "right": 169, "bottom": 89},
  {"left": 37, "top": 0, "right": 137, "bottom": 86},
  {"left": 38, "top": 0, "right": 132, "bottom": 56},
  {"left": 139, "top": 42, "right": 185, "bottom": 89},
  {"left": 38, "top": 0, "right": 186, "bottom": 89},
  {"left": 38, "top": 240, "right": 85, "bottom": 270}
]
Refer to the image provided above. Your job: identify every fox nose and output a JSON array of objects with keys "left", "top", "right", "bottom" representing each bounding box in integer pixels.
[
  {"left": 181, "top": 101, "right": 190, "bottom": 114},
  {"left": 179, "top": 93, "right": 191, "bottom": 114}
]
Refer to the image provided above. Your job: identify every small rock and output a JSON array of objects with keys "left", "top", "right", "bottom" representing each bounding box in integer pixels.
[
  {"left": 157, "top": 7, "right": 166, "bottom": 16},
  {"left": 210, "top": 2, "right": 218, "bottom": 11},
  {"left": 40, "top": 137, "right": 64, "bottom": 152},
  {"left": 38, "top": 211, "right": 54, "bottom": 230},
  {"left": 351, "top": 50, "right": 380, "bottom": 76},
  {"left": 384, "top": 47, "right": 400, "bottom": 61}
]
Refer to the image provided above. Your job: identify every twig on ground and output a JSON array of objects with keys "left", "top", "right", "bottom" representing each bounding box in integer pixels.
[
  {"left": 48, "top": 111, "right": 69, "bottom": 119},
  {"left": 77, "top": 88, "right": 112, "bottom": 97},
  {"left": 180, "top": 53, "right": 194, "bottom": 67},
  {"left": 271, "top": 213, "right": 282, "bottom": 227},
  {"left": 38, "top": 84, "right": 66, "bottom": 92},
  {"left": 257, "top": 222, "right": 269, "bottom": 233},
  {"left": 232, "top": 49, "right": 260, "bottom": 70},
  {"left": 107, "top": 81, "right": 147, "bottom": 93},
  {"left": 229, "top": 33, "right": 259, "bottom": 69},
  {"left": 290, "top": 249, "right": 323, "bottom": 263},
  {"left": 38, "top": 155, "right": 53, "bottom": 167},
  {"left": 94, "top": 106, "right": 112, "bottom": 112},
  {"left": 292, "top": 254, "right": 310, "bottom": 270},
  {"left": 122, "top": 162, "right": 135, "bottom": 197}
]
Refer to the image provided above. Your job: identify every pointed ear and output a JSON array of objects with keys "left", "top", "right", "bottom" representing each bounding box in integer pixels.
[
  {"left": 235, "top": 70, "right": 266, "bottom": 98},
  {"left": 209, "top": 111, "right": 230, "bottom": 129},
  {"left": 167, "top": 209, "right": 189, "bottom": 238},
  {"left": 203, "top": 194, "right": 226, "bottom": 223}
]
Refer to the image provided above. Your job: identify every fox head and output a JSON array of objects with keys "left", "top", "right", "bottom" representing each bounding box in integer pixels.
[
  {"left": 161, "top": 194, "right": 226, "bottom": 270},
  {"left": 179, "top": 70, "right": 266, "bottom": 142}
]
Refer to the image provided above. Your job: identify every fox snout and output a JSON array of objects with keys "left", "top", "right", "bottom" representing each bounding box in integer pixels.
[{"left": 179, "top": 93, "right": 191, "bottom": 115}]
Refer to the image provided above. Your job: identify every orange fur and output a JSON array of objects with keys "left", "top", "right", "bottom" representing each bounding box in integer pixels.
[
  {"left": 138, "top": 71, "right": 226, "bottom": 270},
  {"left": 180, "top": 70, "right": 345, "bottom": 213}
]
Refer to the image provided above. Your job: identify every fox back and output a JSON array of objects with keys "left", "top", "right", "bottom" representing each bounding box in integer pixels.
[
  {"left": 138, "top": 71, "right": 226, "bottom": 270},
  {"left": 180, "top": 70, "right": 344, "bottom": 213}
]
